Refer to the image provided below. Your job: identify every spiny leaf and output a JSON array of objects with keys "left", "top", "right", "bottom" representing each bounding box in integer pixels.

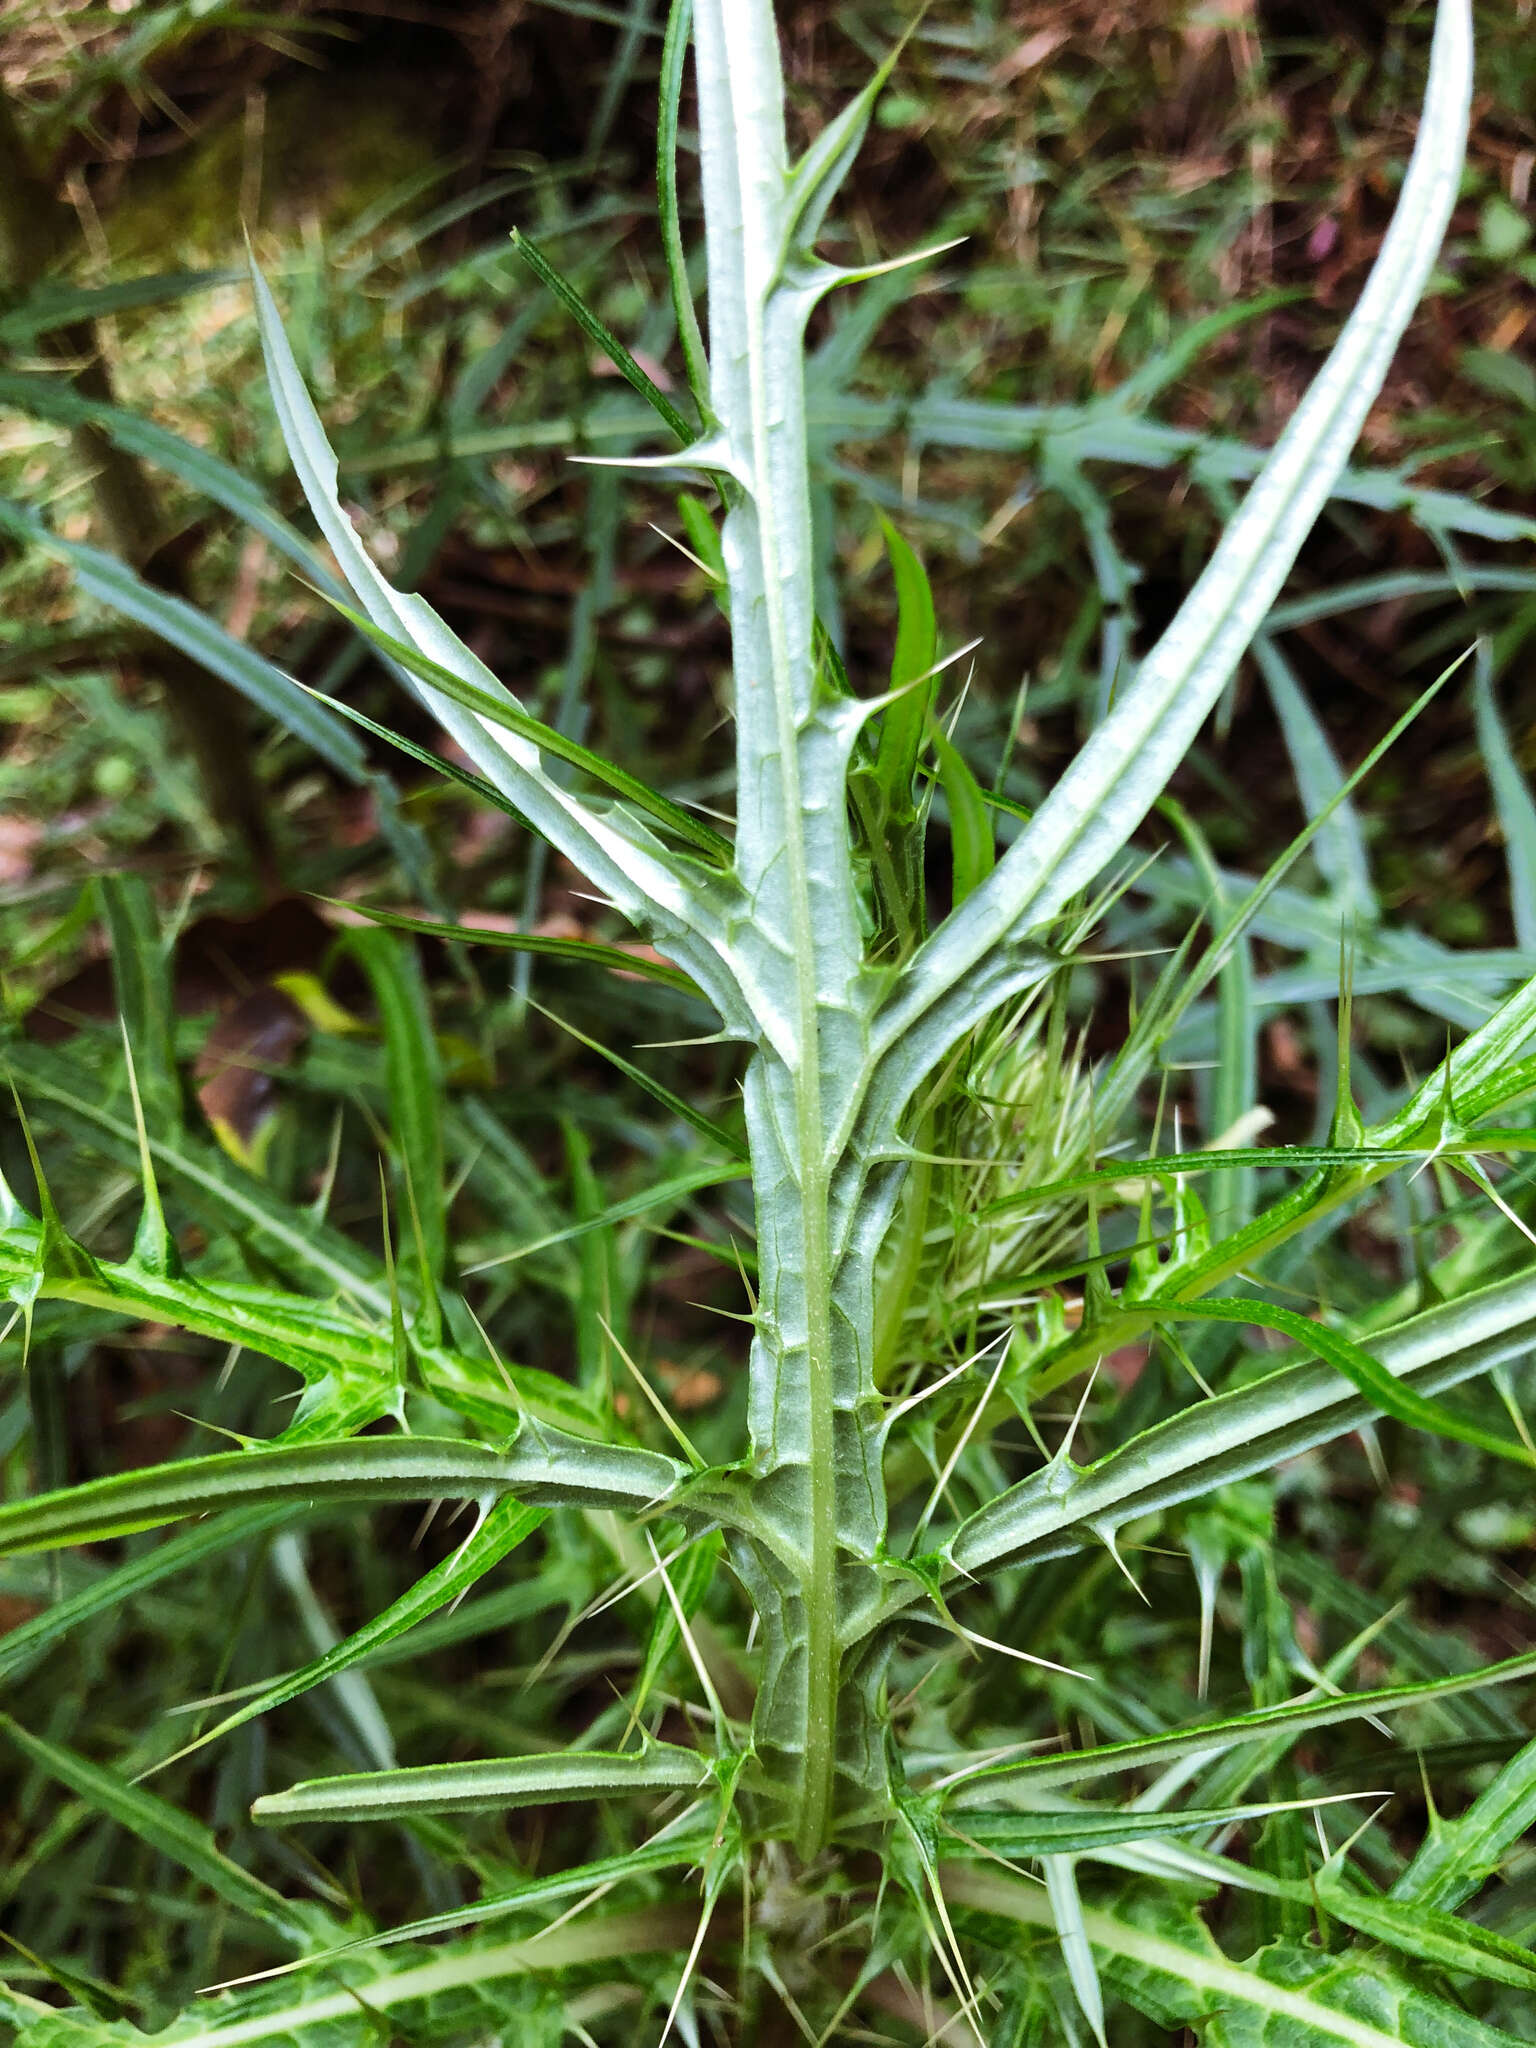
[
  {"left": 253, "top": 1742, "right": 710, "bottom": 1824},
  {"left": 1392, "top": 1729, "right": 1536, "bottom": 1911},
  {"left": 0, "top": 1432, "right": 683, "bottom": 1555},
  {"left": 949, "top": 1642, "right": 1536, "bottom": 1796},
  {"left": 943, "top": 1866, "right": 1529, "bottom": 2048},
  {"left": 945, "top": 1267, "right": 1536, "bottom": 1580},
  {"left": 1143, "top": 1296, "right": 1536, "bottom": 1470},
  {"left": 946, "top": 1798, "right": 1350, "bottom": 1859},
  {"left": 204, "top": 1824, "right": 717, "bottom": 1979},
  {"left": 1311, "top": 1870, "right": 1536, "bottom": 1993}
]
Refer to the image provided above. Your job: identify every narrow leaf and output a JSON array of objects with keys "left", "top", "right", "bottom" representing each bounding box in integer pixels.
[
  {"left": 168, "top": 1498, "right": 544, "bottom": 1769},
  {"left": 321, "top": 592, "right": 733, "bottom": 866},
  {"left": 339, "top": 926, "right": 449, "bottom": 1328},
  {"left": 511, "top": 229, "right": 693, "bottom": 442},
  {"left": 0, "top": 1507, "right": 293, "bottom": 1687},
  {"left": 0, "top": 501, "right": 368, "bottom": 781},
  {"left": 1145, "top": 1296, "right": 1536, "bottom": 1469},
  {"left": 532, "top": 1000, "right": 745, "bottom": 1156},
  {"left": 253, "top": 1743, "right": 708, "bottom": 1824},
  {"left": 327, "top": 899, "right": 702, "bottom": 996},
  {"left": 929, "top": 723, "right": 996, "bottom": 906},
  {"left": 949, "top": 1644, "right": 1536, "bottom": 1797},
  {"left": 0, "top": 1431, "right": 683, "bottom": 1555},
  {"left": 1312, "top": 1871, "right": 1536, "bottom": 1993},
  {"left": 1393, "top": 1730, "right": 1536, "bottom": 1911},
  {"left": 1473, "top": 654, "right": 1536, "bottom": 954}
]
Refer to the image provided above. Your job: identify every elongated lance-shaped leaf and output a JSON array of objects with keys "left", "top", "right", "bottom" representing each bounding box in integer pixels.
[
  {"left": 0, "top": 1908, "right": 705, "bottom": 2048},
  {"left": 1309, "top": 1871, "right": 1536, "bottom": 1994},
  {"left": 690, "top": 0, "right": 892, "bottom": 1855},
  {"left": 252, "top": 1742, "right": 710, "bottom": 1824},
  {"left": 0, "top": 1431, "right": 685, "bottom": 1556},
  {"left": 511, "top": 229, "right": 694, "bottom": 443},
  {"left": 322, "top": 595, "right": 734, "bottom": 868},
  {"left": 946, "top": 1796, "right": 1362, "bottom": 1860},
  {"left": 1474, "top": 650, "right": 1536, "bottom": 954},
  {"left": 1042, "top": 1854, "right": 1107, "bottom": 2047},
  {"left": 941, "top": 1265, "right": 1536, "bottom": 1583},
  {"left": 98, "top": 874, "right": 181, "bottom": 1140},
  {"left": 246, "top": 258, "right": 752, "bottom": 1037},
  {"left": 1391, "top": 1728, "right": 1536, "bottom": 1911},
  {"left": 0, "top": 499, "right": 368, "bottom": 782},
  {"left": 236, "top": 1821, "right": 716, "bottom": 1977},
  {"left": 0, "top": 372, "right": 348, "bottom": 589},
  {"left": 946, "top": 1642, "right": 1536, "bottom": 1798},
  {"left": 868, "top": 0, "right": 1472, "bottom": 1099},
  {"left": 327, "top": 899, "right": 705, "bottom": 997},
  {"left": 658, "top": 0, "right": 712, "bottom": 417},
  {"left": 0, "top": 268, "right": 238, "bottom": 342},
  {"left": 1256, "top": 630, "right": 1376, "bottom": 917},
  {"left": 338, "top": 925, "right": 449, "bottom": 1332},
  {"left": 533, "top": 999, "right": 744, "bottom": 1156},
  {"left": 942, "top": 1866, "right": 1529, "bottom": 2048},
  {"left": 1146, "top": 1295, "right": 1535, "bottom": 1469}
]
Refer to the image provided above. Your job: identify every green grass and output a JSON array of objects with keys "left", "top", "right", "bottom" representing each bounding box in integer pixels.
[{"left": 1, "top": 2, "right": 1536, "bottom": 2043}]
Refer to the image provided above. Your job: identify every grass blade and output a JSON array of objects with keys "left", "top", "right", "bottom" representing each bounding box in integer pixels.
[
  {"left": 340, "top": 926, "right": 449, "bottom": 1326},
  {"left": 327, "top": 900, "right": 703, "bottom": 996},
  {"left": 0, "top": 1715, "right": 309, "bottom": 1941}
]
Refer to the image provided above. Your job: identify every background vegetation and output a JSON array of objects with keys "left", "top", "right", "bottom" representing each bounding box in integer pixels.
[{"left": 0, "top": 0, "right": 1534, "bottom": 2040}]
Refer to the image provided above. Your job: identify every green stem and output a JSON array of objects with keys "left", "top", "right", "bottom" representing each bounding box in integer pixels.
[{"left": 690, "top": 0, "right": 880, "bottom": 1854}]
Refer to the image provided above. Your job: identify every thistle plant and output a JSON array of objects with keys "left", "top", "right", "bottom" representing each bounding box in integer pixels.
[{"left": 8, "top": 0, "right": 1536, "bottom": 2041}]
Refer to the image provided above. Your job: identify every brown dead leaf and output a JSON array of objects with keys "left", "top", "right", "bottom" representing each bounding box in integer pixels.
[
  {"left": 194, "top": 983, "right": 309, "bottom": 1155},
  {"left": 991, "top": 28, "right": 1069, "bottom": 83},
  {"left": 0, "top": 815, "right": 42, "bottom": 883}
]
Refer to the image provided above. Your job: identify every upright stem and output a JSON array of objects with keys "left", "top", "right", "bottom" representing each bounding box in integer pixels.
[{"left": 691, "top": 1, "right": 881, "bottom": 1853}]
